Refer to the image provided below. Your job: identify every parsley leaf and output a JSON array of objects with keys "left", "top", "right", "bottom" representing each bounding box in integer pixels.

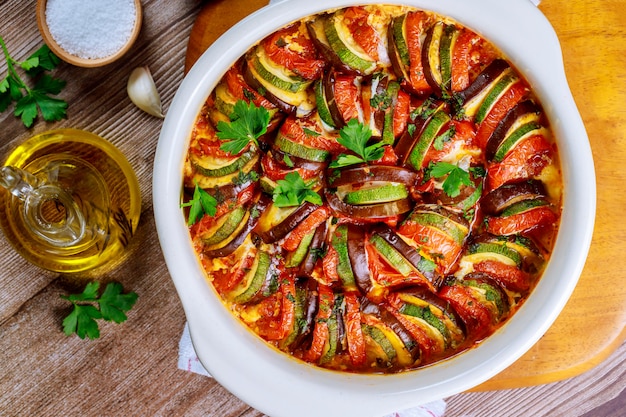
[
  {"left": 181, "top": 182, "right": 218, "bottom": 226},
  {"left": 0, "top": 37, "right": 67, "bottom": 128},
  {"left": 426, "top": 161, "right": 472, "bottom": 198},
  {"left": 61, "top": 282, "right": 138, "bottom": 340},
  {"left": 329, "top": 119, "right": 385, "bottom": 168},
  {"left": 273, "top": 171, "right": 322, "bottom": 207},
  {"left": 217, "top": 100, "right": 270, "bottom": 155}
]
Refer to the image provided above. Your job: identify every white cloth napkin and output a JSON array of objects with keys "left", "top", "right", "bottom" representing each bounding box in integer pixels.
[{"left": 178, "top": 323, "right": 447, "bottom": 417}]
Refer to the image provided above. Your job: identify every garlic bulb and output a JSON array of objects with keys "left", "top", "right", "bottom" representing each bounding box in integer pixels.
[{"left": 127, "top": 66, "right": 164, "bottom": 118}]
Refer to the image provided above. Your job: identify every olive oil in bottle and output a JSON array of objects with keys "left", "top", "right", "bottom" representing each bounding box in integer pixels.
[{"left": 0, "top": 129, "right": 141, "bottom": 273}]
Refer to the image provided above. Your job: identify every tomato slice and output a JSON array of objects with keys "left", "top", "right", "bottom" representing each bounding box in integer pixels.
[
  {"left": 473, "top": 260, "right": 531, "bottom": 292},
  {"left": 365, "top": 240, "right": 432, "bottom": 289},
  {"left": 451, "top": 29, "right": 479, "bottom": 92},
  {"left": 282, "top": 206, "right": 330, "bottom": 251},
  {"left": 474, "top": 80, "right": 529, "bottom": 149},
  {"left": 393, "top": 90, "right": 412, "bottom": 138},
  {"left": 333, "top": 74, "right": 362, "bottom": 124},
  {"left": 386, "top": 294, "right": 439, "bottom": 357},
  {"left": 322, "top": 245, "right": 341, "bottom": 285},
  {"left": 439, "top": 284, "right": 492, "bottom": 340},
  {"left": 343, "top": 7, "right": 381, "bottom": 60},
  {"left": 487, "top": 206, "right": 558, "bottom": 236},
  {"left": 405, "top": 11, "right": 433, "bottom": 95},
  {"left": 344, "top": 292, "right": 366, "bottom": 366},
  {"left": 261, "top": 23, "right": 325, "bottom": 80},
  {"left": 280, "top": 115, "right": 343, "bottom": 152},
  {"left": 304, "top": 284, "right": 335, "bottom": 362},
  {"left": 224, "top": 66, "right": 276, "bottom": 109},
  {"left": 211, "top": 250, "right": 257, "bottom": 295},
  {"left": 396, "top": 221, "right": 462, "bottom": 273},
  {"left": 486, "top": 134, "right": 553, "bottom": 190},
  {"left": 422, "top": 120, "right": 478, "bottom": 166}
]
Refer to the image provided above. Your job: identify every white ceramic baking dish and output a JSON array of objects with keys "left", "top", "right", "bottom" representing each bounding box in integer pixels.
[{"left": 153, "top": 1, "right": 595, "bottom": 416}]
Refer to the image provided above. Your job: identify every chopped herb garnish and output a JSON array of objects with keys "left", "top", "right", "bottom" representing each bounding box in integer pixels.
[
  {"left": 217, "top": 100, "right": 270, "bottom": 155},
  {"left": 329, "top": 119, "right": 385, "bottom": 168},
  {"left": 426, "top": 161, "right": 472, "bottom": 198},
  {"left": 273, "top": 171, "right": 322, "bottom": 207},
  {"left": 433, "top": 124, "right": 456, "bottom": 151},
  {"left": 181, "top": 182, "right": 218, "bottom": 225}
]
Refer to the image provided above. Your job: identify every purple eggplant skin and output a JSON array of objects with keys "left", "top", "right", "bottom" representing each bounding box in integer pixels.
[
  {"left": 484, "top": 100, "right": 540, "bottom": 161},
  {"left": 398, "top": 286, "right": 466, "bottom": 335},
  {"left": 328, "top": 165, "right": 420, "bottom": 188},
  {"left": 299, "top": 221, "right": 328, "bottom": 278},
  {"left": 457, "top": 59, "right": 510, "bottom": 103},
  {"left": 242, "top": 60, "right": 298, "bottom": 115},
  {"left": 481, "top": 179, "right": 547, "bottom": 215},
  {"left": 256, "top": 201, "right": 320, "bottom": 244},
  {"left": 370, "top": 223, "right": 439, "bottom": 284},
  {"left": 204, "top": 195, "right": 270, "bottom": 258},
  {"left": 346, "top": 224, "right": 372, "bottom": 295}
]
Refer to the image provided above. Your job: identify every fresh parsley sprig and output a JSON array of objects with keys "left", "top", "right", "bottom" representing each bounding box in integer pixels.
[
  {"left": 426, "top": 161, "right": 472, "bottom": 198},
  {"left": 0, "top": 37, "right": 67, "bottom": 128},
  {"left": 181, "top": 182, "right": 218, "bottom": 226},
  {"left": 61, "top": 282, "right": 138, "bottom": 340},
  {"left": 217, "top": 100, "right": 270, "bottom": 155},
  {"left": 329, "top": 119, "right": 385, "bottom": 168},
  {"left": 273, "top": 171, "right": 322, "bottom": 207}
]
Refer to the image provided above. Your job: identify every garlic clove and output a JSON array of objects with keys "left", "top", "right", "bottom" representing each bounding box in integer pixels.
[{"left": 127, "top": 66, "right": 164, "bottom": 118}]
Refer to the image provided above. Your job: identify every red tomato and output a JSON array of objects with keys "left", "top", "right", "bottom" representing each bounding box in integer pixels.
[
  {"left": 304, "top": 284, "right": 335, "bottom": 362},
  {"left": 333, "top": 74, "right": 362, "bottom": 124},
  {"left": 322, "top": 245, "right": 341, "bottom": 285},
  {"left": 451, "top": 29, "right": 479, "bottom": 92},
  {"left": 396, "top": 221, "right": 462, "bottom": 273},
  {"left": 282, "top": 206, "right": 330, "bottom": 252},
  {"left": 344, "top": 292, "right": 366, "bottom": 366},
  {"left": 280, "top": 115, "right": 343, "bottom": 152},
  {"left": 211, "top": 251, "right": 257, "bottom": 295},
  {"left": 422, "top": 120, "right": 478, "bottom": 166},
  {"left": 487, "top": 206, "right": 558, "bottom": 236},
  {"left": 405, "top": 11, "right": 433, "bottom": 95},
  {"left": 343, "top": 7, "right": 381, "bottom": 60},
  {"left": 365, "top": 240, "right": 433, "bottom": 290},
  {"left": 262, "top": 23, "right": 325, "bottom": 80},
  {"left": 473, "top": 260, "right": 531, "bottom": 292},
  {"left": 264, "top": 271, "right": 298, "bottom": 341},
  {"left": 486, "top": 134, "right": 553, "bottom": 190},
  {"left": 474, "top": 80, "right": 529, "bottom": 149},
  {"left": 252, "top": 294, "right": 283, "bottom": 339},
  {"left": 224, "top": 66, "right": 276, "bottom": 110},
  {"left": 387, "top": 294, "right": 440, "bottom": 357},
  {"left": 393, "top": 90, "right": 412, "bottom": 138},
  {"left": 439, "top": 284, "right": 492, "bottom": 340}
]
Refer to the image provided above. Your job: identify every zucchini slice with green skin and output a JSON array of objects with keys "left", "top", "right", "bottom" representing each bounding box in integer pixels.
[
  {"left": 233, "top": 251, "right": 272, "bottom": 304},
  {"left": 370, "top": 234, "right": 415, "bottom": 277},
  {"left": 421, "top": 21, "right": 445, "bottom": 95},
  {"left": 362, "top": 323, "right": 397, "bottom": 365},
  {"left": 191, "top": 150, "right": 256, "bottom": 178},
  {"left": 474, "top": 71, "right": 518, "bottom": 124},
  {"left": 248, "top": 46, "right": 310, "bottom": 93},
  {"left": 465, "top": 240, "right": 523, "bottom": 267},
  {"left": 500, "top": 198, "right": 550, "bottom": 217},
  {"left": 407, "top": 109, "right": 451, "bottom": 169},
  {"left": 459, "top": 273, "right": 510, "bottom": 319},
  {"left": 343, "top": 183, "right": 409, "bottom": 205},
  {"left": 314, "top": 79, "right": 337, "bottom": 129},
  {"left": 191, "top": 155, "right": 260, "bottom": 190},
  {"left": 274, "top": 131, "right": 330, "bottom": 162},
  {"left": 285, "top": 229, "right": 316, "bottom": 268},
  {"left": 331, "top": 225, "right": 357, "bottom": 291},
  {"left": 459, "top": 59, "right": 511, "bottom": 119},
  {"left": 407, "top": 205, "right": 470, "bottom": 246},
  {"left": 201, "top": 206, "right": 247, "bottom": 246},
  {"left": 439, "top": 24, "right": 459, "bottom": 92},
  {"left": 324, "top": 13, "right": 377, "bottom": 75}
]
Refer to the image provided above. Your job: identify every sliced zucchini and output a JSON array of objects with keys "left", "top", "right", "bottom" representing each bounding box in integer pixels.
[
  {"left": 191, "top": 150, "right": 256, "bottom": 177},
  {"left": 285, "top": 230, "right": 316, "bottom": 268},
  {"left": 408, "top": 207, "right": 469, "bottom": 246},
  {"left": 493, "top": 121, "right": 543, "bottom": 162},
  {"left": 232, "top": 251, "right": 272, "bottom": 304},
  {"left": 191, "top": 154, "right": 259, "bottom": 189},
  {"left": 407, "top": 109, "right": 450, "bottom": 170},
  {"left": 464, "top": 241, "right": 522, "bottom": 267},
  {"left": 474, "top": 71, "right": 518, "bottom": 124},
  {"left": 274, "top": 131, "right": 330, "bottom": 162},
  {"left": 500, "top": 198, "right": 550, "bottom": 217},
  {"left": 325, "top": 13, "right": 377, "bottom": 75},
  {"left": 249, "top": 46, "right": 309, "bottom": 93},
  {"left": 201, "top": 206, "right": 247, "bottom": 246},
  {"left": 343, "top": 183, "right": 408, "bottom": 205},
  {"left": 331, "top": 224, "right": 357, "bottom": 291}
]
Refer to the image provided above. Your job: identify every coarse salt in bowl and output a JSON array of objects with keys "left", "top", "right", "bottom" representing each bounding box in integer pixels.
[{"left": 36, "top": 0, "right": 143, "bottom": 68}]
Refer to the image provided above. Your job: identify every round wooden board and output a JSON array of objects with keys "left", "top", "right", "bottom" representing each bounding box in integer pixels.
[{"left": 184, "top": 0, "right": 626, "bottom": 390}]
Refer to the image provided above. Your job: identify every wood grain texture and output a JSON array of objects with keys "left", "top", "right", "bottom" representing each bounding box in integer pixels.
[{"left": 0, "top": 0, "right": 623, "bottom": 416}]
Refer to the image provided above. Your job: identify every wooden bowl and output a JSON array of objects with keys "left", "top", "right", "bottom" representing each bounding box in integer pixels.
[{"left": 36, "top": 0, "right": 142, "bottom": 68}]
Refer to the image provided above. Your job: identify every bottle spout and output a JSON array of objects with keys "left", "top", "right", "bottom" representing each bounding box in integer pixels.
[{"left": 0, "top": 164, "right": 87, "bottom": 247}]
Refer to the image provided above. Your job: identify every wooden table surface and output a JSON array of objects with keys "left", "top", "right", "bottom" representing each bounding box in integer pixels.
[{"left": 0, "top": 1, "right": 624, "bottom": 416}]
